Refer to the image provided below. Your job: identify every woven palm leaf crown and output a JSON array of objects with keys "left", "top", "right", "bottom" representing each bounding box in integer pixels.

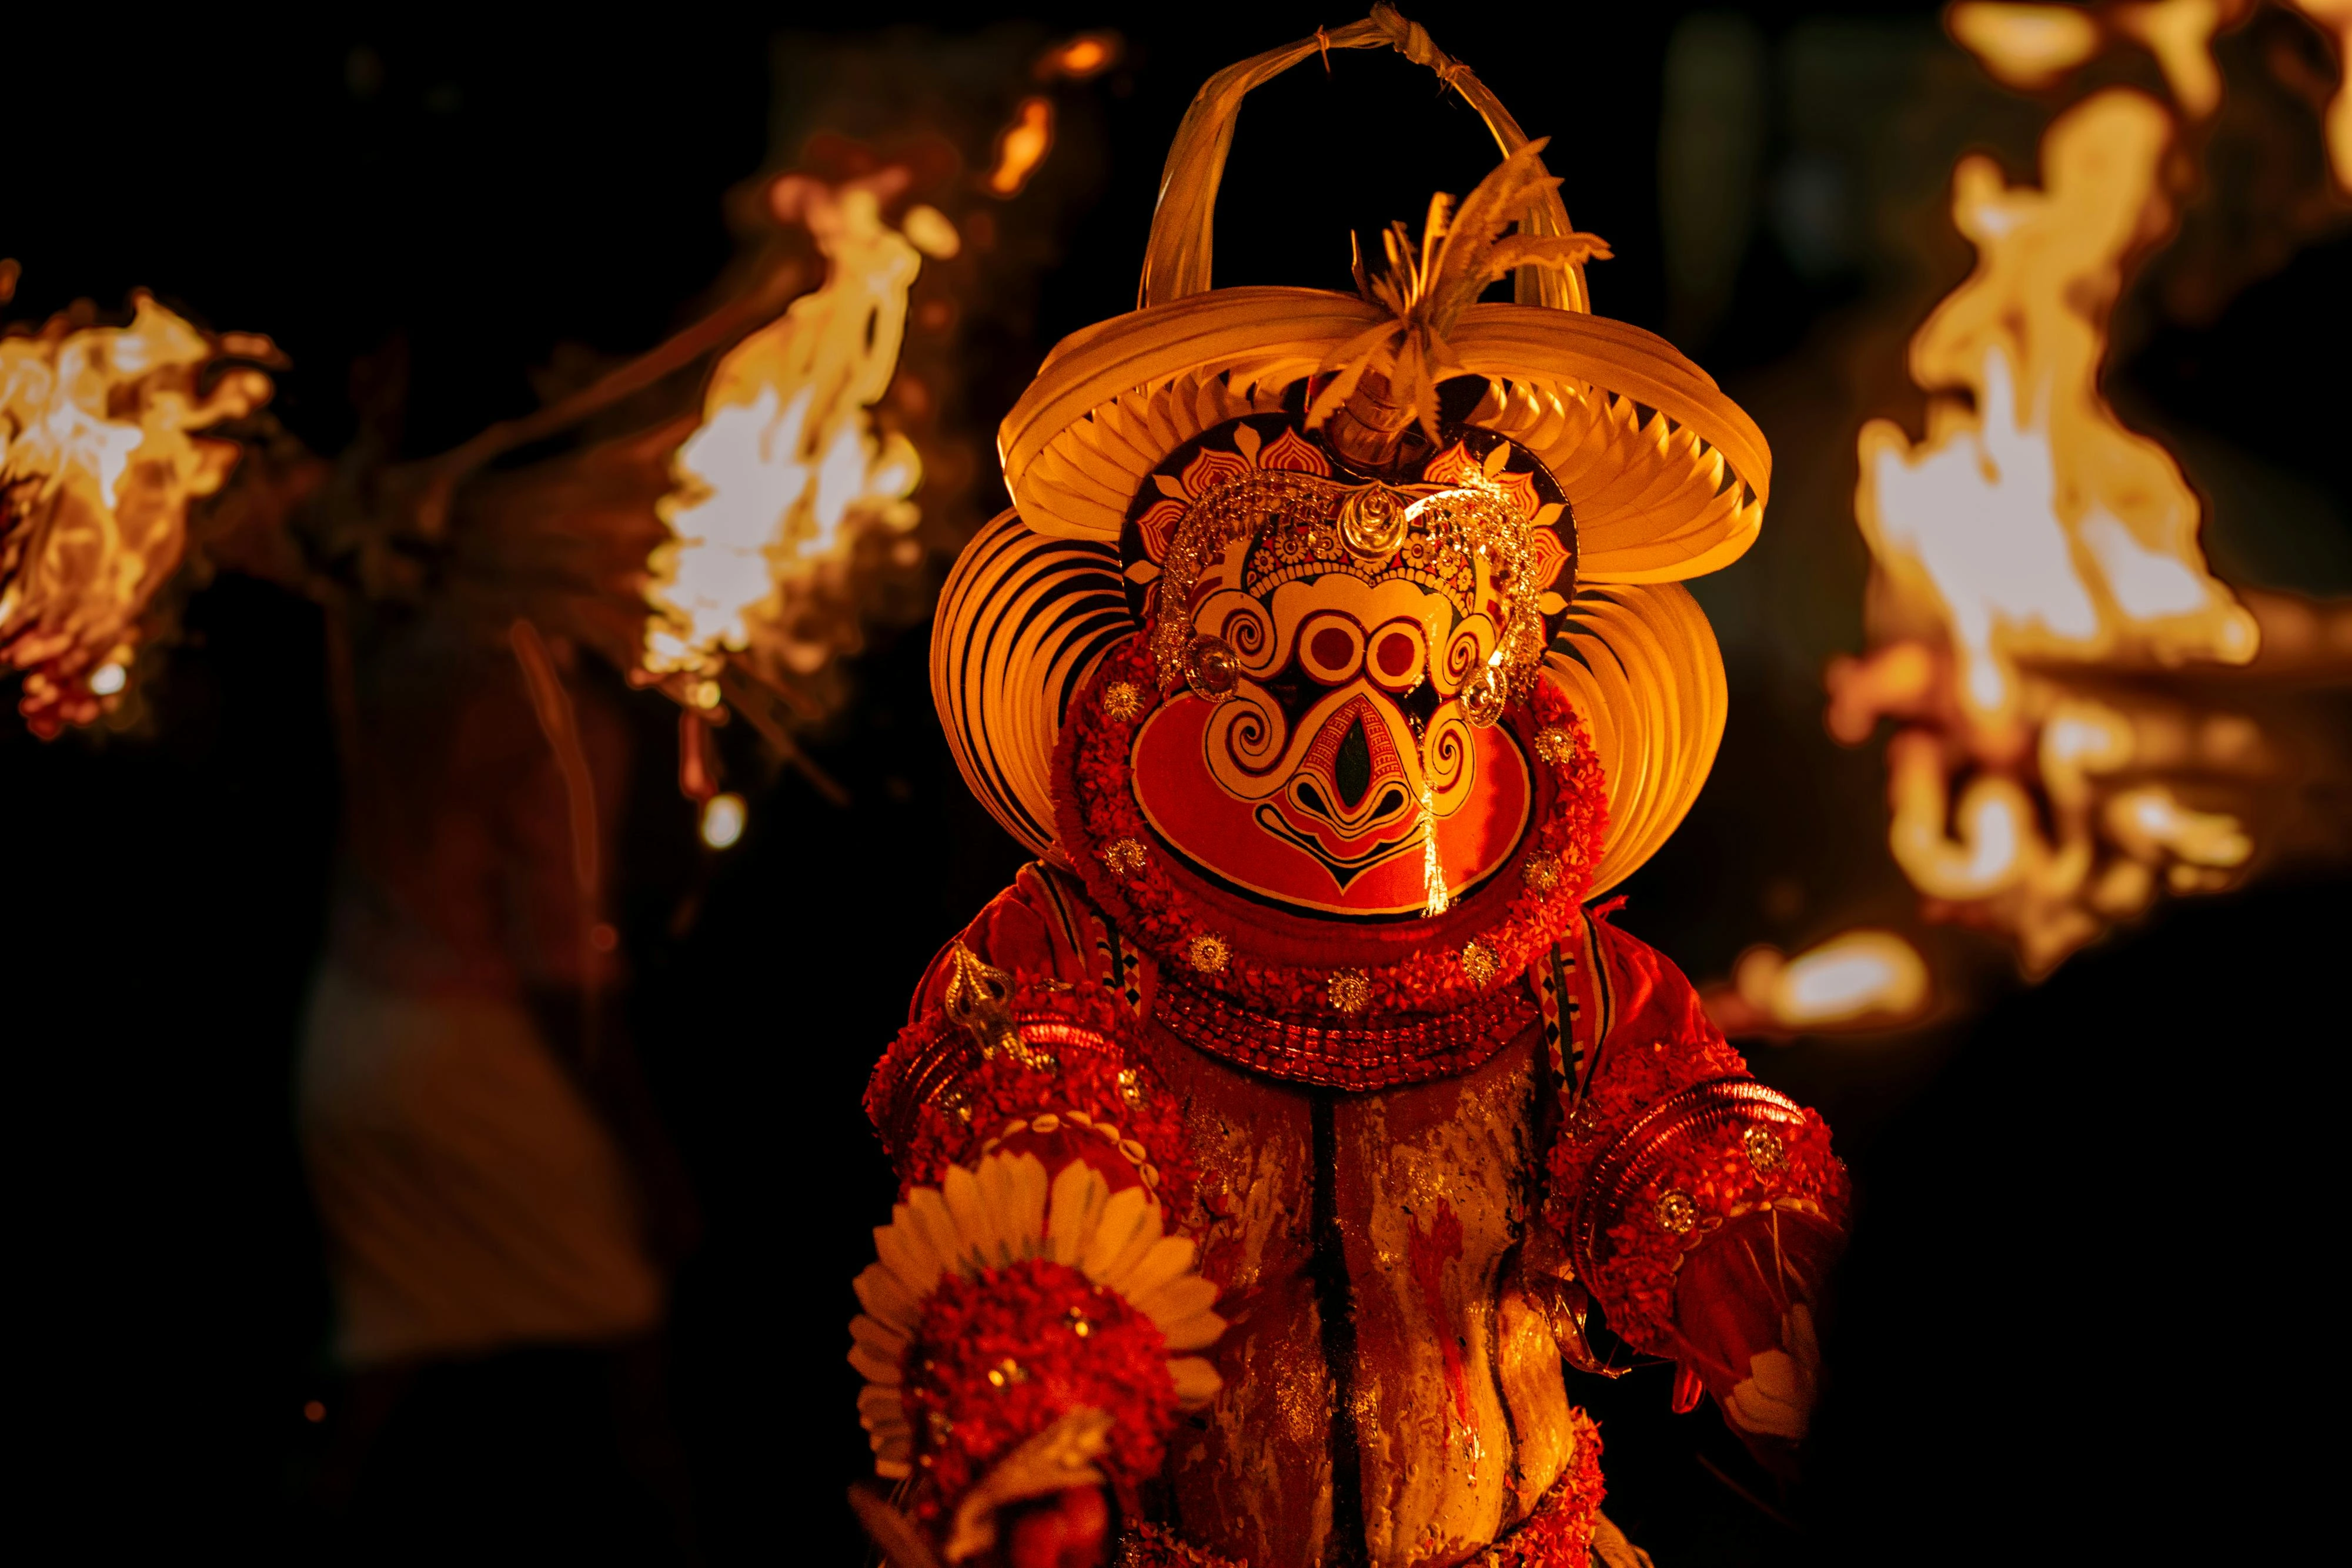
[{"left": 936, "top": 6, "right": 1768, "bottom": 897}]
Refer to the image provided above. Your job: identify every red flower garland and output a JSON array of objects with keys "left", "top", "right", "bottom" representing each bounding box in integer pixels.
[
  {"left": 1110, "top": 1410, "right": 1603, "bottom": 1568},
  {"left": 902, "top": 1258, "right": 1178, "bottom": 1525},
  {"left": 866, "top": 978, "right": 1198, "bottom": 1216},
  {"left": 1544, "top": 1028, "right": 1850, "bottom": 1350},
  {"left": 1574, "top": 1109, "right": 1847, "bottom": 1350},
  {"left": 1054, "top": 637, "right": 1609, "bottom": 1020},
  {"left": 1115, "top": 1523, "right": 1248, "bottom": 1568},
  {"left": 1470, "top": 1409, "right": 1606, "bottom": 1567}
]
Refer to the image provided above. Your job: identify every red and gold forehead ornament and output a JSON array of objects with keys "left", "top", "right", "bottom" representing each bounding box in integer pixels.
[{"left": 1134, "top": 422, "right": 1568, "bottom": 716}]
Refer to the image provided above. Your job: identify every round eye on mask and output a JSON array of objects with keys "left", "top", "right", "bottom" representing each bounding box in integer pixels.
[
  {"left": 1296, "top": 613, "right": 1365, "bottom": 686},
  {"left": 1365, "top": 620, "right": 1428, "bottom": 695}
]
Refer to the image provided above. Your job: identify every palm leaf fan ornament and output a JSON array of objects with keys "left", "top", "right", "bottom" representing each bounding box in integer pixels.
[{"left": 1309, "top": 140, "right": 1612, "bottom": 456}]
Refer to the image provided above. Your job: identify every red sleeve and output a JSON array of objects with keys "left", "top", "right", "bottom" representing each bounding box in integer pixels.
[
  {"left": 1542, "top": 911, "right": 1849, "bottom": 1386},
  {"left": 849, "top": 865, "right": 1215, "bottom": 1548},
  {"left": 864, "top": 862, "right": 1191, "bottom": 1213}
]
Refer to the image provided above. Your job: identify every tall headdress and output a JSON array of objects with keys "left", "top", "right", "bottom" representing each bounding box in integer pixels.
[{"left": 935, "top": 6, "right": 1768, "bottom": 898}]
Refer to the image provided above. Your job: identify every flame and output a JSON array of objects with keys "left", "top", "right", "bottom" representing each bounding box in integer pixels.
[
  {"left": 2112, "top": 0, "right": 2228, "bottom": 118},
  {"left": 2, "top": 293, "right": 271, "bottom": 734},
  {"left": 986, "top": 98, "right": 1054, "bottom": 198},
  {"left": 2291, "top": 0, "right": 2352, "bottom": 188},
  {"left": 1706, "top": 928, "right": 1932, "bottom": 1038},
  {"left": 1948, "top": 1, "right": 2103, "bottom": 87},
  {"left": 643, "top": 178, "right": 954, "bottom": 686},
  {"left": 1038, "top": 34, "right": 1121, "bottom": 81},
  {"left": 1856, "top": 88, "right": 2256, "bottom": 728},
  {"left": 1831, "top": 11, "right": 2343, "bottom": 973},
  {"left": 1947, "top": 1, "right": 2233, "bottom": 119},
  {"left": 1733, "top": 931, "right": 1932, "bottom": 1032}
]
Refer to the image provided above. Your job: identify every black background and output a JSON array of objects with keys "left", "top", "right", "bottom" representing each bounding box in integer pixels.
[{"left": 4, "top": 5, "right": 2340, "bottom": 1563}]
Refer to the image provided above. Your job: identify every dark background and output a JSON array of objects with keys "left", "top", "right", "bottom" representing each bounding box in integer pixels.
[{"left": 4, "top": 5, "right": 2341, "bottom": 1563}]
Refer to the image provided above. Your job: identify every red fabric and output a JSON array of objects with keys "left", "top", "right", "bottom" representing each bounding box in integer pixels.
[
  {"left": 907, "top": 864, "right": 1132, "bottom": 1020},
  {"left": 867, "top": 865, "right": 1199, "bottom": 1209},
  {"left": 1543, "top": 913, "right": 1849, "bottom": 1377},
  {"left": 864, "top": 975, "right": 1197, "bottom": 1215},
  {"left": 867, "top": 874, "right": 1850, "bottom": 1546},
  {"left": 1671, "top": 1206, "right": 1842, "bottom": 1448}
]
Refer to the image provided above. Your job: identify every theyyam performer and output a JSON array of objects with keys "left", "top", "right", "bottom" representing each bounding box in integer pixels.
[{"left": 849, "top": 11, "right": 1848, "bottom": 1566}]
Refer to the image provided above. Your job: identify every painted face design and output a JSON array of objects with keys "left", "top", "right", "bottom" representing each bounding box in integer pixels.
[{"left": 1130, "top": 490, "right": 1542, "bottom": 918}]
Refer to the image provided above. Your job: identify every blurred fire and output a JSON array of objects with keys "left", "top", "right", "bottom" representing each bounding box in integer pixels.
[
  {"left": 1853, "top": 88, "right": 2258, "bottom": 729},
  {"left": 2, "top": 292, "right": 273, "bottom": 734},
  {"left": 642, "top": 173, "right": 956, "bottom": 693},
  {"left": 986, "top": 98, "right": 1054, "bottom": 198},
  {"left": 1037, "top": 34, "right": 1121, "bottom": 82},
  {"left": 2292, "top": 0, "right": 2352, "bottom": 186},
  {"left": 1709, "top": 930, "right": 1932, "bottom": 1040},
  {"left": 1946, "top": 0, "right": 2239, "bottom": 118},
  {"left": 1829, "top": 5, "right": 2351, "bottom": 974}
]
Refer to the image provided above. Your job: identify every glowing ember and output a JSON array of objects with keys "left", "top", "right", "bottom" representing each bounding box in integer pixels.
[
  {"left": 1039, "top": 34, "right": 1121, "bottom": 81},
  {"left": 1728, "top": 930, "right": 1932, "bottom": 1034},
  {"left": 643, "top": 176, "right": 955, "bottom": 683},
  {"left": 2, "top": 292, "right": 272, "bottom": 734},
  {"left": 986, "top": 98, "right": 1054, "bottom": 198},
  {"left": 700, "top": 791, "right": 747, "bottom": 850}
]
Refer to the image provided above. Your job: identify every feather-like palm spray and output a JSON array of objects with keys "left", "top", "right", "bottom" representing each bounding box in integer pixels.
[{"left": 1308, "top": 140, "right": 1612, "bottom": 450}]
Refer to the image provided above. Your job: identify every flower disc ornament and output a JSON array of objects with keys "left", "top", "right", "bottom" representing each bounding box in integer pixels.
[{"left": 849, "top": 1153, "right": 1223, "bottom": 1489}]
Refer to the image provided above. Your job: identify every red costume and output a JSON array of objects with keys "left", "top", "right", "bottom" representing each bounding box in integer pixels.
[{"left": 848, "top": 14, "right": 1847, "bottom": 1565}]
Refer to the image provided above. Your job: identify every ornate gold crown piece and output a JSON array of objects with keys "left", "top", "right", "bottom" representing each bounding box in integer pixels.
[{"left": 1147, "top": 467, "right": 1549, "bottom": 706}]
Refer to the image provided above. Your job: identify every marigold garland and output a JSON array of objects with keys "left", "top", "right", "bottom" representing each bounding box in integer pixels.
[
  {"left": 851, "top": 1154, "right": 1224, "bottom": 1494},
  {"left": 1113, "top": 1522, "right": 1250, "bottom": 1568},
  {"left": 901, "top": 1258, "right": 1178, "bottom": 1524},
  {"left": 1054, "top": 637, "right": 1608, "bottom": 1020},
  {"left": 1545, "top": 1025, "right": 1850, "bottom": 1350},
  {"left": 1468, "top": 1408, "right": 1606, "bottom": 1567},
  {"left": 865, "top": 977, "right": 1198, "bottom": 1215}
]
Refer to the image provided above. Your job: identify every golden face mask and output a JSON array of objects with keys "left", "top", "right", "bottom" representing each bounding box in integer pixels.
[
  {"left": 1118, "top": 411, "right": 1573, "bottom": 917},
  {"left": 936, "top": 12, "right": 1773, "bottom": 909}
]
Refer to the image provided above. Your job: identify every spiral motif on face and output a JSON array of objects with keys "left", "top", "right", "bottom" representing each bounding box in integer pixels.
[
  {"left": 1422, "top": 704, "right": 1476, "bottom": 812},
  {"left": 1196, "top": 589, "right": 1284, "bottom": 679},
  {"left": 1202, "top": 679, "right": 1289, "bottom": 784},
  {"left": 1436, "top": 615, "right": 1498, "bottom": 696}
]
